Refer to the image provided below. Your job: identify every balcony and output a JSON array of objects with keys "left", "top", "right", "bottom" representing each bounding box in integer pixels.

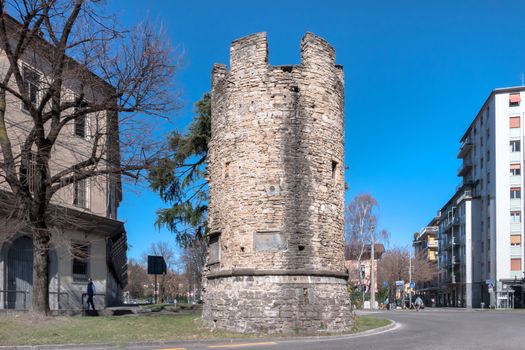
[
  {"left": 511, "top": 222, "right": 521, "bottom": 232},
  {"left": 427, "top": 240, "right": 438, "bottom": 248},
  {"left": 457, "top": 139, "right": 473, "bottom": 158},
  {"left": 457, "top": 162, "right": 472, "bottom": 177}
]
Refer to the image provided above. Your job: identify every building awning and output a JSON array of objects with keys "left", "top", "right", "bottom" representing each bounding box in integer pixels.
[{"left": 510, "top": 93, "right": 521, "bottom": 103}]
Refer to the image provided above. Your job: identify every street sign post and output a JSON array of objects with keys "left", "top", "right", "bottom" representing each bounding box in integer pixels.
[{"left": 147, "top": 255, "right": 167, "bottom": 304}]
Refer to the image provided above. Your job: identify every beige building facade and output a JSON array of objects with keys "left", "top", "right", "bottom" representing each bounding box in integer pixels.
[{"left": 0, "top": 16, "right": 126, "bottom": 311}]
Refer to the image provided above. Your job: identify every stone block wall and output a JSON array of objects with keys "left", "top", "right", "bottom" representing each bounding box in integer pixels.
[{"left": 204, "top": 32, "right": 351, "bottom": 333}]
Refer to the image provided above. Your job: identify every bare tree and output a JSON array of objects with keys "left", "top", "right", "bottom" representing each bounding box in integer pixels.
[
  {"left": 125, "top": 259, "right": 148, "bottom": 299},
  {"left": 345, "top": 193, "right": 388, "bottom": 309},
  {"left": 143, "top": 241, "right": 179, "bottom": 303},
  {"left": 182, "top": 237, "right": 206, "bottom": 301},
  {"left": 0, "top": 1, "right": 179, "bottom": 314},
  {"left": 412, "top": 251, "right": 439, "bottom": 285},
  {"left": 377, "top": 247, "right": 438, "bottom": 305},
  {"left": 142, "top": 241, "right": 178, "bottom": 271}
]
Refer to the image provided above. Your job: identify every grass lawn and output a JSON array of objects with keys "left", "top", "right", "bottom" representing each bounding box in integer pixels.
[
  {"left": 352, "top": 315, "right": 392, "bottom": 333},
  {"left": 0, "top": 312, "right": 391, "bottom": 346}
]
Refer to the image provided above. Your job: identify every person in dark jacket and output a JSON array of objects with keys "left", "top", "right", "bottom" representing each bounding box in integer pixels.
[{"left": 86, "top": 278, "right": 96, "bottom": 311}]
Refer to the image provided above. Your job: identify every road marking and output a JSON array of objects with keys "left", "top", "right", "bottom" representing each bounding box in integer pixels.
[
  {"left": 208, "top": 342, "right": 277, "bottom": 348},
  {"left": 157, "top": 348, "right": 186, "bottom": 350}
]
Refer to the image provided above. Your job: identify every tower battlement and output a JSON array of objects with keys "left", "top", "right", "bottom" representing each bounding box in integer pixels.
[
  {"left": 203, "top": 32, "right": 352, "bottom": 334},
  {"left": 213, "top": 32, "right": 343, "bottom": 87}
]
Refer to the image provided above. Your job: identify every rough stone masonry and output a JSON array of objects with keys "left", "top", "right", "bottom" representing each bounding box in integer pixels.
[{"left": 202, "top": 32, "right": 352, "bottom": 333}]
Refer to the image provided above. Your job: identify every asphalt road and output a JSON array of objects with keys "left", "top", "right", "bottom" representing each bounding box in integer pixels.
[
  {"left": 146, "top": 309, "right": 525, "bottom": 350},
  {"left": 23, "top": 309, "right": 525, "bottom": 350}
]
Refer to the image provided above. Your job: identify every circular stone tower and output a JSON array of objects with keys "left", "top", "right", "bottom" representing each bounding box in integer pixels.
[{"left": 203, "top": 32, "right": 351, "bottom": 333}]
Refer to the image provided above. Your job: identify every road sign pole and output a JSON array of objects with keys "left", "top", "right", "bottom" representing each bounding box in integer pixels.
[
  {"left": 409, "top": 252, "right": 412, "bottom": 308},
  {"left": 155, "top": 274, "right": 158, "bottom": 304}
]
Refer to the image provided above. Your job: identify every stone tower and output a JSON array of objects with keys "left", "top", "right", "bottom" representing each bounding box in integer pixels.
[{"left": 203, "top": 32, "right": 352, "bottom": 333}]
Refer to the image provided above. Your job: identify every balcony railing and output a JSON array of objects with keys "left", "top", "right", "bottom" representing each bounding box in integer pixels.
[
  {"left": 427, "top": 240, "right": 438, "bottom": 248},
  {"left": 457, "top": 162, "right": 473, "bottom": 176},
  {"left": 457, "top": 139, "right": 473, "bottom": 159}
]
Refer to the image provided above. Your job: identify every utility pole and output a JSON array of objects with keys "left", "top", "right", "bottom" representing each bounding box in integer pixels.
[
  {"left": 370, "top": 238, "right": 376, "bottom": 309},
  {"left": 409, "top": 250, "right": 413, "bottom": 308}
]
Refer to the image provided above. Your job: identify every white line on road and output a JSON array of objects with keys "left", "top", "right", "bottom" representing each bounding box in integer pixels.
[{"left": 208, "top": 342, "right": 277, "bottom": 348}]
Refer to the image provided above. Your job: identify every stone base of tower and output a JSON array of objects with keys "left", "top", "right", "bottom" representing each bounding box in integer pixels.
[{"left": 202, "top": 273, "right": 353, "bottom": 334}]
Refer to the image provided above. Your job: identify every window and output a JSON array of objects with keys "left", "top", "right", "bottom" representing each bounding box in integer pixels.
[
  {"left": 486, "top": 127, "right": 490, "bottom": 139},
  {"left": 487, "top": 172, "right": 490, "bottom": 184},
  {"left": 74, "top": 116, "right": 86, "bottom": 138},
  {"left": 511, "top": 187, "right": 521, "bottom": 199},
  {"left": 511, "top": 235, "right": 522, "bottom": 246},
  {"left": 510, "top": 93, "right": 521, "bottom": 107},
  {"left": 224, "top": 161, "right": 230, "bottom": 179},
  {"left": 511, "top": 163, "right": 521, "bottom": 176},
  {"left": 511, "top": 258, "right": 522, "bottom": 271},
  {"left": 21, "top": 65, "right": 41, "bottom": 110},
  {"left": 510, "top": 140, "right": 521, "bottom": 152},
  {"left": 73, "top": 179, "right": 89, "bottom": 208},
  {"left": 73, "top": 99, "right": 90, "bottom": 139},
  {"left": 511, "top": 211, "right": 522, "bottom": 223},
  {"left": 331, "top": 160, "right": 338, "bottom": 180},
  {"left": 510, "top": 116, "right": 521, "bottom": 129},
  {"left": 480, "top": 157, "right": 484, "bottom": 169},
  {"left": 487, "top": 150, "right": 490, "bottom": 161},
  {"left": 21, "top": 151, "right": 38, "bottom": 193},
  {"left": 207, "top": 232, "right": 221, "bottom": 265},
  {"left": 72, "top": 241, "right": 90, "bottom": 281}
]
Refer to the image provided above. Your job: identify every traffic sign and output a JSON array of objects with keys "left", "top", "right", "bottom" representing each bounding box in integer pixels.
[
  {"left": 395, "top": 280, "right": 404, "bottom": 287},
  {"left": 410, "top": 281, "right": 415, "bottom": 289}
]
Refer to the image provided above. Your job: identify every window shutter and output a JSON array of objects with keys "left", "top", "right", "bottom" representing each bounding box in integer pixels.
[
  {"left": 511, "top": 258, "right": 521, "bottom": 271},
  {"left": 510, "top": 116, "right": 521, "bottom": 128},
  {"left": 510, "top": 93, "right": 521, "bottom": 104}
]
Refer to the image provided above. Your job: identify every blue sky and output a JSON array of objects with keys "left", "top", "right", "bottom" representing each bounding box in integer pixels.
[{"left": 110, "top": 0, "right": 525, "bottom": 260}]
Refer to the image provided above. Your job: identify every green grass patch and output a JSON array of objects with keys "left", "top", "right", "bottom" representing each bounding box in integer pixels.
[
  {"left": 0, "top": 312, "right": 390, "bottom": 346},
  {"left": 0, "top": 312, "right": 247, "bottom": 346},
  {"left": 352, "top": 315, "right": 391, "bottom": 333}
]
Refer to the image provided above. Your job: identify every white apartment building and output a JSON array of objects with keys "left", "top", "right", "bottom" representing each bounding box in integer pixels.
[{"left": 437, "top": 87, "right": 525, "bottom": 309}]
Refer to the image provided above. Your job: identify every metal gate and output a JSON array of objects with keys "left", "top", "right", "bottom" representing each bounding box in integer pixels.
[{"left": 6, "top": 236, "right": 33, "bottom": 309}]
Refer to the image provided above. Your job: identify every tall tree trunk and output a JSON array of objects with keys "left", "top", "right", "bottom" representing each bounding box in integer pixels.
[{"left": 32, "top": 225, "right": 50, "bottom": 315}]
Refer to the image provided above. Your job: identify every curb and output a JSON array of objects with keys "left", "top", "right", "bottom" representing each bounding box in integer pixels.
[{"left": 0, "top": 319, "right": 397, "bottom": 349}]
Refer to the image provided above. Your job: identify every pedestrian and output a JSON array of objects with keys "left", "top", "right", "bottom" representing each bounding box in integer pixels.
[
  {"left": 415, "top": 296, "right": 423, "bottom": 312},
  {"left": 86, "top": 278, "right": 96, "bottom": 311}
]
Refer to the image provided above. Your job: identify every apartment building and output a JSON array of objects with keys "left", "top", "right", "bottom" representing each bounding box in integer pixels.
[
  {"left": 413, "top": 221, "right": 438, "bottom": 305},
  {"left": 435, "top": 87, "right": 525, "bottom": 308},
  {"left": 345, "top": 243, "right": 385, "bottom": 294},
  {"left": 0, "top": 16, "right": 127, "bottom": 311}
]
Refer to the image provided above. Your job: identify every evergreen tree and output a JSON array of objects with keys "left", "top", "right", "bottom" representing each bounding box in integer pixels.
[{"left": 149, "top": 93, "right": 211, "bottom": 248}]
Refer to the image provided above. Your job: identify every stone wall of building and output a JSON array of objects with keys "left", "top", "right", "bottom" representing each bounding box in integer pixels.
[{"left": 203, "top": 32, "right": 351, "bottom": 333}]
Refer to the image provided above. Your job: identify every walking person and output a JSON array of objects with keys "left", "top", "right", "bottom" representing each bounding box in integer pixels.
[
  {"left": 86, "top": 278, "right": 96, "bottom": 311},
  {"left": 415, "top": 296, "right": 423, "bottom": 312}
]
